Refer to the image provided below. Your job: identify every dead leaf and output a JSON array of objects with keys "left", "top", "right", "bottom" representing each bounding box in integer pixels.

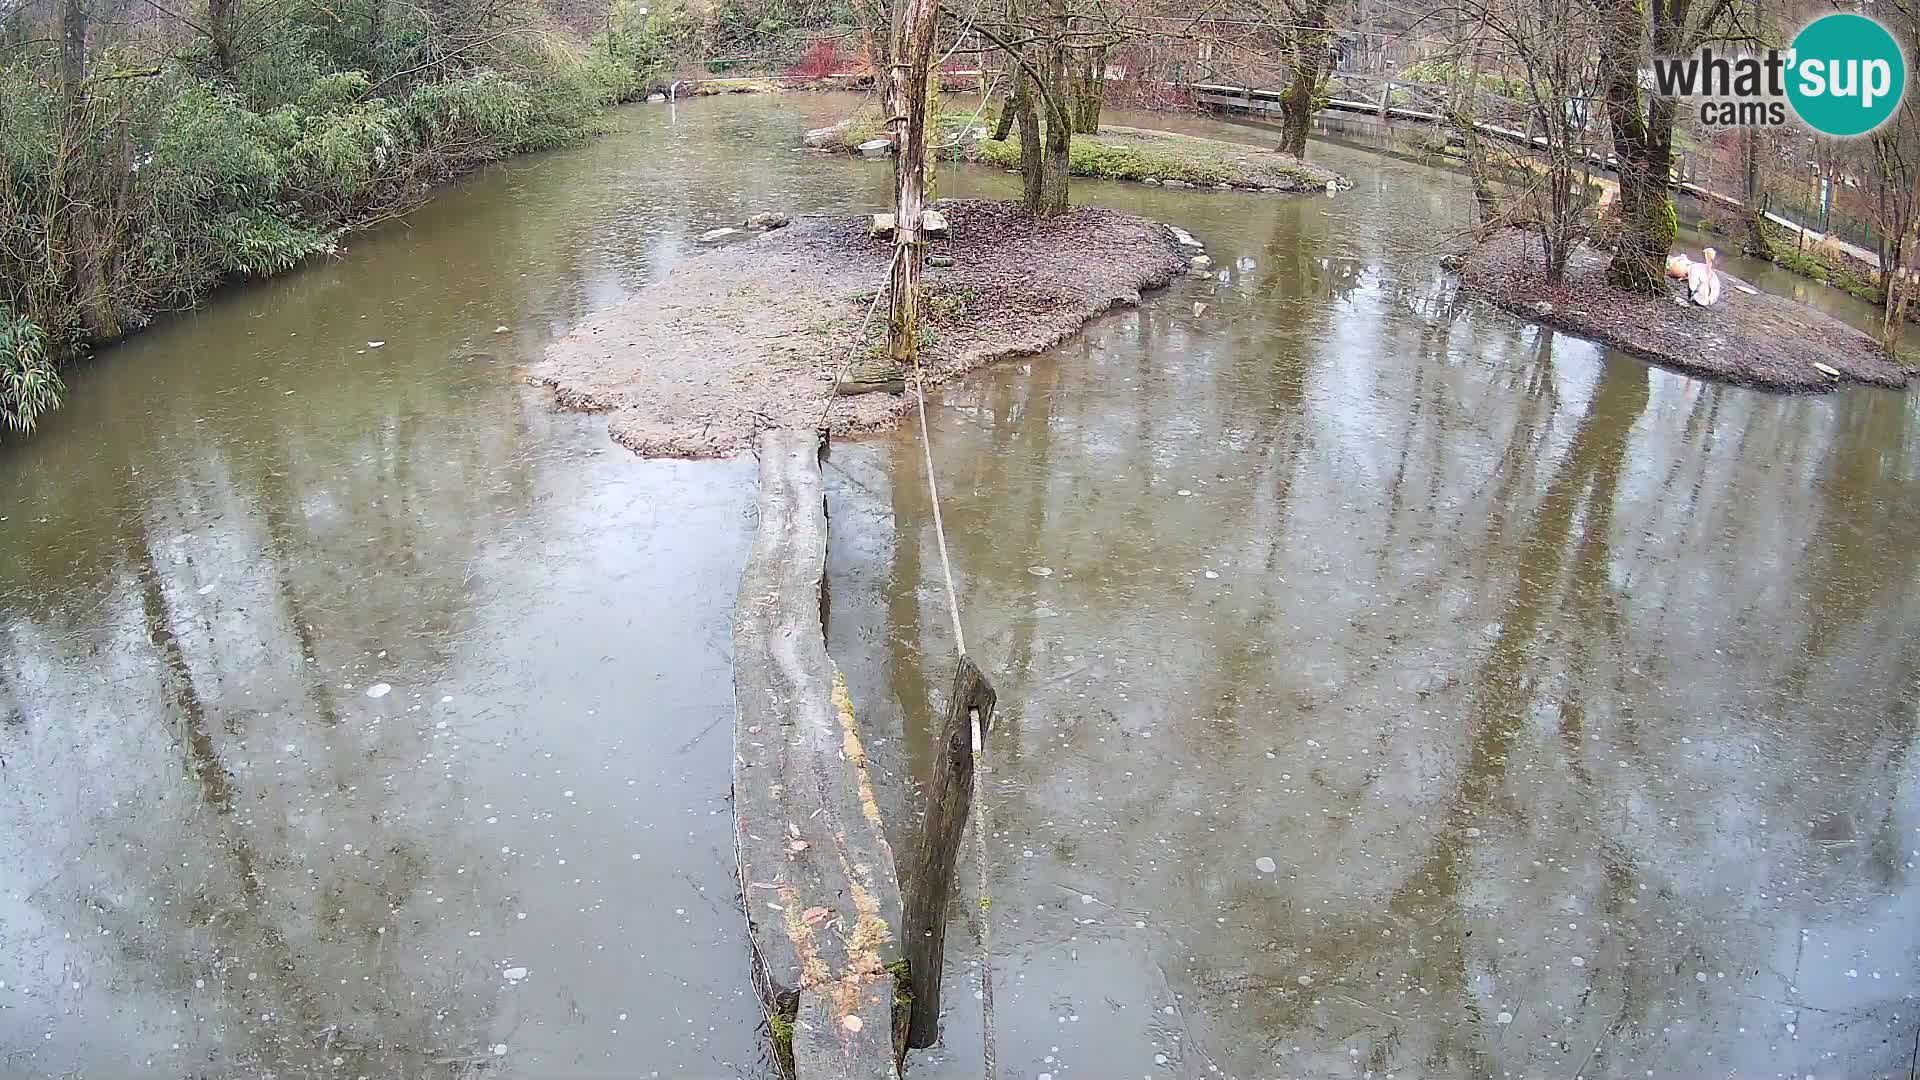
[
  {"left": 841, "top": 1015, "right": 864, "bottom": 1032},
  {"left": 803, "top": 906, "right": 831, "bottom": 925},
  {"left": 788, "top": 839, "right": 810, "bottom": 854}
]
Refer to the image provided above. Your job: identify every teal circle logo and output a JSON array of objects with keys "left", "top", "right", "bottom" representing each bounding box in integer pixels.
[{"left": 1787, "top": 14, "right": 1907, "bottom": 136}]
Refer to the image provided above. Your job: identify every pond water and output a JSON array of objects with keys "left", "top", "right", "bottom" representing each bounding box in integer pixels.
[{"left": 1, "top": 92, "right": 1915, "bottom": 1080}]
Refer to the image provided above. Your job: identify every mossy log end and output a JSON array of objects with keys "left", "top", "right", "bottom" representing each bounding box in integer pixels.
[{"left": 733, "top": 429, "right": 905, "bottom": 1079}]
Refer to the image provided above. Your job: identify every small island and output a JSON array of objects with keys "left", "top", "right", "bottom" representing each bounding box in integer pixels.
[
  {"left": 530, "top": 199, "right": 1202, "bottom": 457},
  {"left": 1456, "top": 229, "right": 1911, "bottom": 392}
]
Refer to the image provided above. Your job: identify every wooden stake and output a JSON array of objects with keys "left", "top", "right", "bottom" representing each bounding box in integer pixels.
[{"left": 901, "top": 654, "right": 996, "bottom": 1049}]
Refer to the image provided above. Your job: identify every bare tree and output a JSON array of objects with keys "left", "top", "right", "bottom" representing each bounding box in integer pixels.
[{"left": 1439, "top": 0, "right": 1607, "bottom": 281}]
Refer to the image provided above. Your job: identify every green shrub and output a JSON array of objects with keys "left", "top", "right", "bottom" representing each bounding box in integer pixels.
[{"left": 0, "top": 313, "right": 63, "bottom": 435}]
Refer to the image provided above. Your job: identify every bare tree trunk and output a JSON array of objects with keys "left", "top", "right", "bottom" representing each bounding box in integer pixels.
[
  {"left": 1882, "top": 161, "right": 1920, "bottom": 353},
  {"left": 1069, "top": 44, "right": 1106, "bottom": 134},
  {"left": 60, "top": 0, "right": 86, "bottom": 101},
  {"left": 1742, "top": 128, "right": 1771, "bottom": 257},
  {"left": 883, "top": 0, "right": 939, "bottom": 369},
  {"left": 1597, "top": 4, "right": 1671, "bottom": 294},
  {"left": 990, "top": 77, "right": 1016, "bottom": 140},
  {"left": 1038, "top": 95, "right": 1070, "bottom": 213},
  {"left": 1597, "top": 0, "right": 1689, "bottom": 294},
  {"left": 1277, "top": 0, "right": 1330, "bottom": 157},
  {"left": 1029, "top": 0, "right": 1071, "bottom": 216},
  {"left": 1014, "top": 68, "right": 1043, "bottom": 209},
  {"left": 208, "top": 0, "right": 237, "bottom": 72},
  {"left": 369, "top": 0, "right": 385, "bottom": 81}
]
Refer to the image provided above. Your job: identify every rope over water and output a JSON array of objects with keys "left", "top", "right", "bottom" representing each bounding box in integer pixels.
[{"left": 911, "top": 365, "right": 997, "bottom": 1080}]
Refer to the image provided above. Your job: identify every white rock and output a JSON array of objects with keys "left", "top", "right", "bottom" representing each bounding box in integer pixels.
[
  {"left": 1255, "top": 856, "right": 1277, "bottom": 874},
  {"left": 502, "top": 967, "right": 529, "bottom": 982},
  {"left": 646, "top": 92, "right": 666, "bottom": 103},
  {"left": 366, "top": 340, "right": 385, "bottom": 348},
  {"left": 698, "top": 227, "right": 741, "bottom": 242},
  {"left": 1168, "top": 226, "right": 1203, "bottom": 248},
  {"left": 921, "top": 208, "right": 950, "bottom": 238},
  {"left": 1190, "top": 254, "right": 1213, "bottom": 270},
  {"left": 365, "top": 683, "right": 391, "bottom": 699},
  {"left": 493, "top": 325, "right": 510, "bottom": 334}
]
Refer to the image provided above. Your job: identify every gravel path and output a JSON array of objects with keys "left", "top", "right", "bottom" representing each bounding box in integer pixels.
[
  {"left": 1457, "top": 229, "right": 1909, "bottom": 392},
  {"left": 530, "top": 200, "right": 1189, "bottom": 457}
]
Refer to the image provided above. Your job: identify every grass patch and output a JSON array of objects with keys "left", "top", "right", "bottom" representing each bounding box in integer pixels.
[
  {"left": 768, "top": 1008, "right": 795, "bottom": 1074},
  {"left": 813, "top": 104, "right": 981, "bottom": 154},
  {"left": 970, "top": 126, "right": 1337, "bottom": 191},
  {"left": 1768, "top": 243, "right": 1881, "bottom": 303},
  {"left": 977, "top": 136, "right": 1228, "bottom": 185}
]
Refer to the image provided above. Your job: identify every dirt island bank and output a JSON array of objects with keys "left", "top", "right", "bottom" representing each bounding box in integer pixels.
[
  {"left": 1455, "top": 229, "right": 1911, "bottom": 392},
  {"left": 529, "top": 199, "right": 1196, "bottom": 457}
]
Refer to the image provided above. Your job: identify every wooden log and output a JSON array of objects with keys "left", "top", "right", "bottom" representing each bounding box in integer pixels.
[
  {"left": 900, "top": 655, "right": 997, "bottom": 1049},
  {"left": 734, "top": 429, "right": 905, "bottom": 1079}
]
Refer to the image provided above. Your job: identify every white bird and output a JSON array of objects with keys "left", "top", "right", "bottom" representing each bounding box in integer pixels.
[
  {"left": 1666, "top": 252, "right": 1694, "bottom": 279},
  {"left": 1686, "top": 247, "right": 1723, "bottom": 307}
]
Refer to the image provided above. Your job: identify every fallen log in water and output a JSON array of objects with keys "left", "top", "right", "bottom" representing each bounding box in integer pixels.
[{"left": 734, "top": 429, "right": 905, "bottom": 1079}]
